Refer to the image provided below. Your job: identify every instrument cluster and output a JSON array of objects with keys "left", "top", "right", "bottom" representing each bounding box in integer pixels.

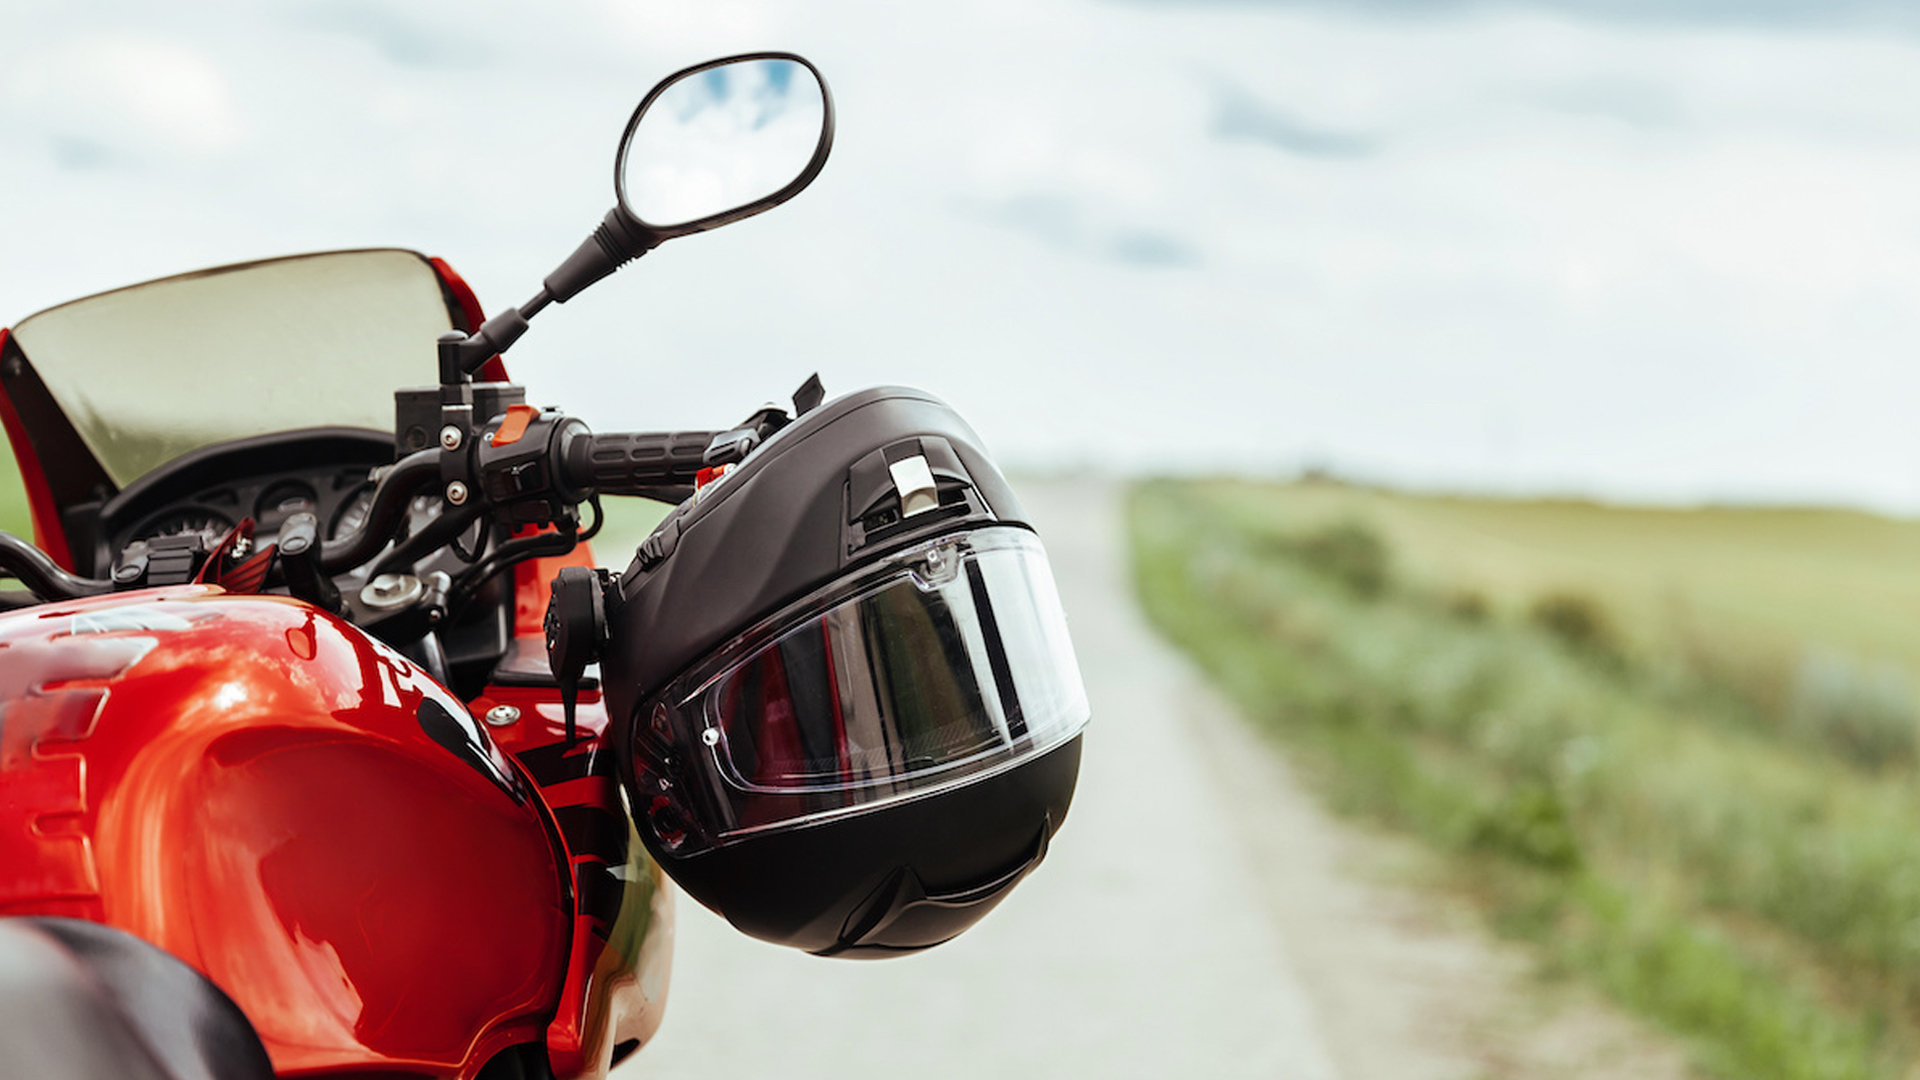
[
  {"left": 87, "top": 430, "right": 404, "bottom": 580},
  {"left": 116, "top": 469, "right": 377, "bottom": 555},
  {"left": 85, "top": 431, "right": 514, "bottom": 696}
]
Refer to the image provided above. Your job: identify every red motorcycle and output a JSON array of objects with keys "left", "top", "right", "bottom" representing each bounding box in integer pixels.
[{"left": 0, "top": 53, "right": 1088, "bottom": 1080}]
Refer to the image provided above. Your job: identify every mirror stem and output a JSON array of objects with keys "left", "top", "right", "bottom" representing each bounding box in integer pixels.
[
  {"left": 444, "top": 306, "right": 532, "bottom": 377},
  {"left": 542, "top": 208, "right": 656, "bottom": 305},
  {"left": 443, "top": 208, "right": 657, "bottom": 379}
]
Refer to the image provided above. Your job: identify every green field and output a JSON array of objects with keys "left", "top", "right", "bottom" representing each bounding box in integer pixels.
[
  {"left": 1130, "top": 478, "right": 1920, "bottom": 1080},
  {"left": 1237, "top": 483, "right": 1920, "bottom": 698}
]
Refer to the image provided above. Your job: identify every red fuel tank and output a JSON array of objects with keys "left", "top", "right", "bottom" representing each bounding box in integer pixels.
[{"left": 0, "top": 586, "right": 571, "bottom": 1076}]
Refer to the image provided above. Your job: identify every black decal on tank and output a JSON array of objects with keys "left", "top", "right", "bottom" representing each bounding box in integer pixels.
[{"left": 417, "top": 698, "right": 525, "bottom": 802}]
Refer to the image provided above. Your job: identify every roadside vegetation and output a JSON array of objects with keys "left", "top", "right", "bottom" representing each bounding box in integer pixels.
[
  {"left": 1129, "top": 478, "right": 1920, "bottom": 1079},
  {"left": 0, "top": 444, "right": 29, "bottom": 535}
]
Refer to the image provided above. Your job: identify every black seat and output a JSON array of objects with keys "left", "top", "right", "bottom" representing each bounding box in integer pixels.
[{"left": 0, "top": 917, "right": 274, "bottom": 1080}]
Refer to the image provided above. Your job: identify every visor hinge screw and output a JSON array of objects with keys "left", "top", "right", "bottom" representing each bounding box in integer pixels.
[{"left": 445, "top": 480, "right": 469, "bottom": 506}]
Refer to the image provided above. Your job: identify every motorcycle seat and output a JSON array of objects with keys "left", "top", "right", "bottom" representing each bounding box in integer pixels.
[{"left": 0, "top": 917, "right": 274, "bottom": 1080}]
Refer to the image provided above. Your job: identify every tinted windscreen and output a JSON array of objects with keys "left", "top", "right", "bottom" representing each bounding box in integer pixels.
[{"left": 9, "top": 249, "right": 452, "bottom": 486}]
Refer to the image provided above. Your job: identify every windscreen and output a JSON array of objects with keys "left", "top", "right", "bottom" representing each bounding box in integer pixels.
[{"left": 8, "top": 249, "right": 454, "bottom": 487}]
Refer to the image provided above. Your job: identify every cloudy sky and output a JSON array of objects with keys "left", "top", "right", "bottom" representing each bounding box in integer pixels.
[{"left": 3, "top": 0, "right": 1919, "bottom": 508}]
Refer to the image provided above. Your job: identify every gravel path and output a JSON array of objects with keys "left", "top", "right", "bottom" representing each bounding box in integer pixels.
[{"left": 619, "top": 480, "right": 1690, "bottom": 1080}]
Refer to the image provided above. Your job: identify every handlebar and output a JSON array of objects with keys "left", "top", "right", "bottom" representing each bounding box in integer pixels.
[
  {"left": 320, "top": 448, "right": 442, "bottom": 573},
  {"left": 307, "top": 424, "right": 721, "bottom": 583},
  {"left": 0, "top": 533, "right": 112, "bottom": 600},
  {"left": 0, "top": 419, "right": 725, "bottom": 607}
]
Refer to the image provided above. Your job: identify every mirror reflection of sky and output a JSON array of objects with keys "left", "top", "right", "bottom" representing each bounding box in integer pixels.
[
  {"left": 626, "top": 59, "right": 822, "bottom": 226},
  {"left": 682, "top": 59, "right": 802, "bottom": 133},
  {"left": 5, "top": 2, "right": 1920, "bottom": 510}
]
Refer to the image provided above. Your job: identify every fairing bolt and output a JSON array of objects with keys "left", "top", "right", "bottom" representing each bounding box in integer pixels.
[{"left": 484, "top": 704, "right": 521, "bottom": 727}]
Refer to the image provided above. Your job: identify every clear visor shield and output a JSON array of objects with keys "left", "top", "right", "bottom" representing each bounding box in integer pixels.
[{"left": 654, "top": 528, "right": 1088, "bottom": 847}]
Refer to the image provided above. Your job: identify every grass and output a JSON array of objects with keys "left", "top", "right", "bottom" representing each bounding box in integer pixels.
[
  {"left": 1218, "top": 482, "right": 1920, "bottom": 700},
  {"left": 0, "top": 441, "right": 32, "bottom": 538},
  {"left": 1128, "top": 478, "right": 1920, "bottom": 1079}
]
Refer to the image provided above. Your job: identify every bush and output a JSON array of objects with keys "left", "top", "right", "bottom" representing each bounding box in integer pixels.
[
  {"left": 1530, "top": 590, "right": 1619, "bottom": 658},
  {"left": 1789, "top": 648, "right": 1918, "bottom": 769},
  {"left": 1289, "top": 519, "right": 1392, "bottom": 598},
  {"left": 1470, "top": 781, "right": 1583, "bottom": 872},
  {"left": 1444, "top": 588, "right": 1491, "bottom": 622}
]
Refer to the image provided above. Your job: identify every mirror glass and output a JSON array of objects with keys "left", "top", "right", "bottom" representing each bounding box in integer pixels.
[{"left": 620, "top": 58, "right": 827, "bottom": 227}]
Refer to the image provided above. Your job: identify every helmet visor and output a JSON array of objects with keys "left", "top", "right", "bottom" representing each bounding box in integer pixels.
[{"left": 655, "top": 527, "right": 1087, "bottom": 842}]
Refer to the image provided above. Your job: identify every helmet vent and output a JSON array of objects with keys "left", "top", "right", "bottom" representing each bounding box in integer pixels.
[{"left": 888, "top": 454, "right": 939, "bottom": 517}]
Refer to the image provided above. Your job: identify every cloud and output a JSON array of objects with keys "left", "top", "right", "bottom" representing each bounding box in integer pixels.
[
  {"left": 7, "top": 0, "right": 1920, "bottom": 513},
  {"left": 1212, "top": 88, "right": 1379, "bottom": 158},
  {"left": 1535, "top": 78, "right": 1685, "bottom": 128},
  {"left": 289, "top": 1, "right": 498, "bottom": 68},
  {"left": 48, "top": 137, "right": 114, "bottom": 172},
  {"left": 974, "top": 194, "right": 1201, "bottom": 268},
  {"left": 1115, "top": 0, "right": 1920, "bottom": 33},
  {"left": 1111, "top": 232, "right": 1199, "bottom": 267},
  {"left": 5, "top": 36, "right": 245, "bottom": 164}
]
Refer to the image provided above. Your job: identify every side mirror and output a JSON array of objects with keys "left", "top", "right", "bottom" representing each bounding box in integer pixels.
[
  {"left": 617, "top": 54, "right": 833, "bottom": 236},
  {"left": 441, "top": 52, "right": 834, "bottom": 378}
]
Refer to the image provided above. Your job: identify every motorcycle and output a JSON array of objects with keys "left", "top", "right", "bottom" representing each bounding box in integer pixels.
[{"left": 0, "top": 53, "right": 1089, "bottom": 1080}]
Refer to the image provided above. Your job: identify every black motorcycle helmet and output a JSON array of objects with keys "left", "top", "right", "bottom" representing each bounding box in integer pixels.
[{"left": 602, "top": 386, "right": 1087, "bottom": 957}]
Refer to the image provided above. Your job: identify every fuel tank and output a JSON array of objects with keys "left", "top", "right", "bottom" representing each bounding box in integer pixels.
[{"left": 0, "top": 586, "right": 571, "bottom": 1076}]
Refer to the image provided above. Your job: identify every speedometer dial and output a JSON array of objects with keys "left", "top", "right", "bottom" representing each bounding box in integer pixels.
[
  {"left": 256, "top": 480, "right": 318, "bottom": 535},
  {"left": 330, "top": 484, "right": 375, "bottom": 541},
  {"left": 131, "top": 509, "right": 236, "bottom": 548}
]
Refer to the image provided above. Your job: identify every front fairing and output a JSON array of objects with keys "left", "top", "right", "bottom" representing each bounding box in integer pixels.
[{"left": 0, "top": 250, "right": 675, "bottom": 1078}]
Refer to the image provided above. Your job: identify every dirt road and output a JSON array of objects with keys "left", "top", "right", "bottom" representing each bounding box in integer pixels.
[{"left": 620, "top": 480, "right": 1688, "bottom": 1080}]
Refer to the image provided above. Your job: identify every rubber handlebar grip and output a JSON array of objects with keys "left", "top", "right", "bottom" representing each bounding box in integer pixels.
[{"left": 568, "top": 430, "right": 714, "bottom": 494}]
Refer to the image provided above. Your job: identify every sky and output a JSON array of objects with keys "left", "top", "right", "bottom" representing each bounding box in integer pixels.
[{"left": 3, "top": 0, "right": 1920, "bottom": 509}]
